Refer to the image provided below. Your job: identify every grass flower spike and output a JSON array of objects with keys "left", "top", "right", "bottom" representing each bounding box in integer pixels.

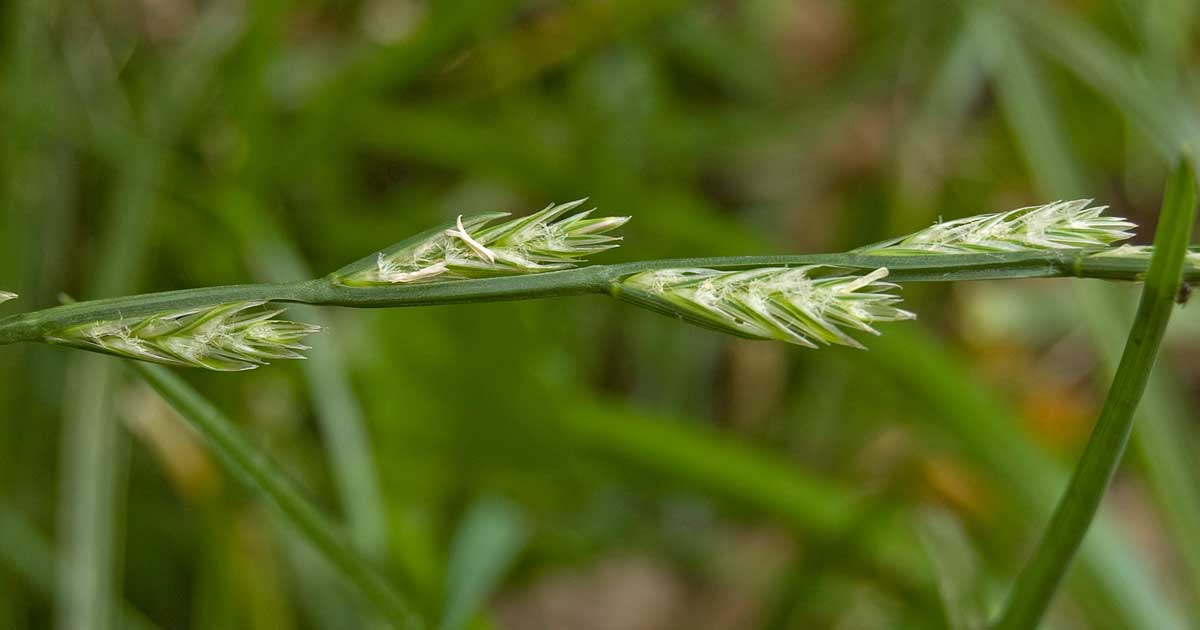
[
  {"left": 614, "top": 266, "right": 915, "bottom": 349},
  {"left": 337, "top": 199, "right": 629, "bottom": 286},
  {"left": 858, "top": 199, "right": 1136, "bottom": 255},
  {"left": 0, "top": 291, "right": 16, "bottom": 305},
  {"left": 46, "top": 301, "right": 321, "bottom": 371}
]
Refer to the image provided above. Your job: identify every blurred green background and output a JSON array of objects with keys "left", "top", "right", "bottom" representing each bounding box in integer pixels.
[{"left": 2, "top": 0, "right": 1200, "bottom": 628}]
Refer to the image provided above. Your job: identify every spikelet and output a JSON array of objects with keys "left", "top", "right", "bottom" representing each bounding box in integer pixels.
[
  {"left": 858, "top": 200, "right": 1136, "bottom": 255},
  {"left": 339, "top": 199, "right": 629, "bottom": 286},
  {"left": 46, "top": 301, "right": 321, "bottom": 371},
  {"left": 615, "top": 266, "right": 915, "bottom": 349}
]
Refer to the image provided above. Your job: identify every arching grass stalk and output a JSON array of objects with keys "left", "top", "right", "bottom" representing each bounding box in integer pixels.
[
  {"left": 131, "top": 361, "right": 425, "bottom": 630},
  {"left": 0, "top": 199, "right": 1195, "bottom": 366},
  {"left": 994, "top": 158, "right": 1198, "bottom": 629}
]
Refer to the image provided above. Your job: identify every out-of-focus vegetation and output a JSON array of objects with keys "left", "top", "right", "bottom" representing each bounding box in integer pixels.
[{"left": 1, "top": 1, "right": 1199, "bottom": 628}]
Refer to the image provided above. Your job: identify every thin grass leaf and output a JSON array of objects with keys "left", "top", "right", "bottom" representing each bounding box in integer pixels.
[
  {"left": 1003, "top": 2, "right": 1199, "bottom": 158},
  {"left": 994, "top": 157, "right": 1198, "bottom": 630},
  {"left": 55, "top": 11, "right": 246, "bottom": 630},
  {"left": 868, "top": 326, "right": 1182, "bottom": 630},
  {"left": 984, "top": 14, "right": 1198, "bottom": 625},
  {"left": 915, "top": 508, "right": 988, "bottom": 630},
  {"left": 1076, "top": 284, "right": 1200, "bottom": 615},
  {"left": 131, "top": 362, "right": 425, "bottom": 630},
  {"left": 0, "top": 506, "right": 158, "bottom": 630},
  {"left": 440, "top": 498, "right": 528, "bottom": 630},
  {"left": 217, "top": 201, "right": 392, "bottom": 561}
]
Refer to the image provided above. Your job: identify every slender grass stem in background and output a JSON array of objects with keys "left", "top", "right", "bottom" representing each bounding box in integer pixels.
[
  {"left": 0, "top": 507, "right": 158, "bottom": 630},
  {"left": 980, "top": 16, "right": 1193, "bottom": 625},
  {"left": 130, "top": 362, "right": 425, "bottom": 630},
  {"left": 994, "top": 159, "right": 1198, "bottom": 629},
  {"left": 218, "top": 203, "right": 392, "bottom": 558}
]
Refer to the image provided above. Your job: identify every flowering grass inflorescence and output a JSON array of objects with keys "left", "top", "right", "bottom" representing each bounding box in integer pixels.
[
  {"left": 0, "top": 196, "right": 1178, "bottom": 369},
  {"left": 46, "top": 301, "right": 321, "bottom": 371},
  {"left": 858, "top": 199, "right": 1136, "bottom": 255},
  {"left": 0, "top": 292, "right": 16, "bottom": 305},
  {"left": 337, "top": 199, "right": 629, "bottom": 286},
  {"left": 615, "top": 266, "right": 916, "bottom": 349}
]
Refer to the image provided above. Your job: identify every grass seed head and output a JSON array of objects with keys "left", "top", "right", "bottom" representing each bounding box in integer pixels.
[
  {"left": 615, "top": 266, "right": 915, "bottom": 349},
  {"left": 46, "top": 302, "right": 321, "bottom": 371},
  {"left": 859, "top": 199, "right": 1136, "bottom": 255},
  {"left": 339, "top": 200, "right": 629, "bottom": 286},
  {"left": 0, "top": 291, "right": 16, "bottom": 305}
]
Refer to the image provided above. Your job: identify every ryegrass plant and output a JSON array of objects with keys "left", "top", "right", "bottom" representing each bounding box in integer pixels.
[
  {"left": 0, "top": 178, "right": 1194, "bottom": 630},
  {"left": 0, "top": 198, "right": 1193, "bottom": 366},
  {"left": 5, "top": 3, "right": 1199, "bottom": 628}
]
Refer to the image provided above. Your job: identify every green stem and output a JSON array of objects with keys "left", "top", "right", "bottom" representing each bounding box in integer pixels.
[
  {"left": 0, "top": 249, "right": 1193, "bottom": 347},
  {"left": 131, "top": 362, "right": 425, "bottom": 630},
  {"left": 994, "top": 158, "right": 1198, "bottom": 629}
]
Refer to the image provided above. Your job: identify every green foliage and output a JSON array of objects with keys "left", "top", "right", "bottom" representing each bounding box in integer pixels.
[{"left": 1, "top": 1, "right": 1199, "bottom": 629}]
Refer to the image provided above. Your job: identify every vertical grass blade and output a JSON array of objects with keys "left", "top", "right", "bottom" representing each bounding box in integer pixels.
[
  {"left": 131, "top": 362, "right": 424, "bottom": 630},
  {"left": 1079, "top": 289, "right": 1200, "bottom": 615},
  {"left": 994, "top": 158, "right": 1198, "bottom": 629},
  {"left": 58, "top": 356, "right": 126, "bottom": 630},
  {"left": 0, "top": 505, "right": 157, "bottom": 630},
  {"left": 439, "top": 497, "right": 528, "bottom": 630},
  {"left": 55, "top": 11, "right": 245, "bottom": 630},
  {"left": 981, "top": 13, "right": 1197, "bottom": 624},
  {"left": 915, "top": 508, "right": 987, "bottom": 630}
]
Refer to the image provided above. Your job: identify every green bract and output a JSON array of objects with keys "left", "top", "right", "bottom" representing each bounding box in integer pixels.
[
  {"left": 335, "top": 199, "right": 629, "bottom": 286},
  {"left": 46, "top": 301, "right": 321, "bottom": 371},
  {"left": 858, "top": 199, "right": 1136, "bottom": 255},
  {"left": 614, "top": 266, "right": 915, "bottom": 349}
]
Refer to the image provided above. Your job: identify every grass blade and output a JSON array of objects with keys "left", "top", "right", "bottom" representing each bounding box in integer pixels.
[
  {"left": 440, "top": 497, "right": 528, "bottom": 630},
  {"left": 1078, "top": 287, "right": 1200, "bottom": 615},
  {"left": 0, "top": 505, "right": 157, "bottom": 630},
  {"left": 994, "top": 157, "right": 1198, "bottom": 629},
  {"left": 58, "top": 356, "right": 127, "bottom": 630},
  {"left": 979, "top": 11, "right": 1198, "bottom": 624},
  {"left": 55, "top": 10, "right": 245, "bottom": 630},
  {"left": 915, "top": 508, "right": 988, "bottom": 630},
  {"left": 130, "top": 362, "right": 425, "bottom": 630},
  {"left": 1004, "top": 2, "right": 1199, "bottom": 157},
  {"left": 868, "top": 327, "right": 1180, "bottom": 629}
]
